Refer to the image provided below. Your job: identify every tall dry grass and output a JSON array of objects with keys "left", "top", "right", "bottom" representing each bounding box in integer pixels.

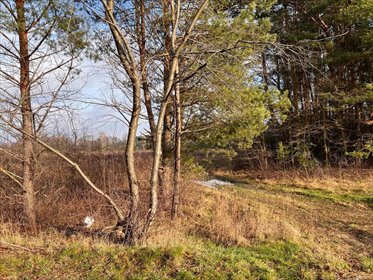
[
  {"left": 1, "top": 147, "right": 300, "bottom": 246},
  {"left": 218, "top": 167, "right": 373, "bottom": 193},
  {"left": 0, "top": 151, "right": 153, "bottom": 228},
  {"left": 1, "top": 147, "right": 371, "bottom": 247},
  {"left": 145, "top": 179, "right": 301, "bottom": 248}
]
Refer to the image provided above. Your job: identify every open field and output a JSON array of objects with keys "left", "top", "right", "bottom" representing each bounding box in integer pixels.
[{"left": 1, "top": 170, "right": 372, "bottom": 279}]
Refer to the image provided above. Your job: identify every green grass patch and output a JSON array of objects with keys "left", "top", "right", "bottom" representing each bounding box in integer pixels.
[
  {"left": 271, "top": 185, "right": 373, "bottom": 208},
  {"left": 0, "top": 239, "right": 336, "bottom": 279},
  {"left": 214, "top": 174, "right": 373, "bottom": 208},
  {"left": 362, "top": 257, "right": 373, "bottom": 272}
]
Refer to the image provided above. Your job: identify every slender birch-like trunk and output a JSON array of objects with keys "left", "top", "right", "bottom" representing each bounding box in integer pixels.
[{"left": 172, "top": 61, "right": 181, "bottom": 219}]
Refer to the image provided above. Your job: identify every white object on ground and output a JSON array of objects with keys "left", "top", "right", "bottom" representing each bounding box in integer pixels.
[
  {"left": 83, "top": 216, "right": 95, "bottom": 228},
  {"left": 194, "top": 179, "right": 233, "bottom": 189}
]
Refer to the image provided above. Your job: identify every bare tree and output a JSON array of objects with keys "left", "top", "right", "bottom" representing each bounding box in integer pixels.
[{"left": 88, "top": 0, "right": 209, "bottom": 243}]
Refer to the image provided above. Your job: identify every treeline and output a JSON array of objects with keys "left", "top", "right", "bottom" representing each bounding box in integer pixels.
[
  {"left": 261, "top": 0, "right": 373, "bottom": 167},
  {"left": 186, "top": 0, "right": 373, "bottom": 169}
]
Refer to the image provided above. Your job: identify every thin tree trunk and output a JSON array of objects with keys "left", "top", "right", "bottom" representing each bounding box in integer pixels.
[
  {"left": 143, "top": 81, "right": 155, "bottom": 141},
  {"left": 323, "top": 100, "right": 329, "bottom": 166},
  {"left": 261, "top": 53, "right": 270, "bottom": 169},
  {"left": 104, "top": 0, "right": 142, "bottom": 244},
  {"left": 159, "top": 0, "right": 173, "bottom": 196},
  {"left": 136, "top": 0, "right": 155, "bottom": 141},
  {"left": 123, "top": 81, "right": 142, "bottom": 243},
  {"left": 171, "top": 62, "right": 181, "bottom": 220},
  {"left": 355, "top": 103, "right": 362, "bottom": 166},
  {"left": 159, "top": 110, "right": 172, "bottom": 197},
  {"left": 16, "top": 0, "right": 36, "bottom": 232}
]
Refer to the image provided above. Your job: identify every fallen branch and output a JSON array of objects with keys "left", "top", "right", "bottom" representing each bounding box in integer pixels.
[{"left": 0, "top": 240, "right": 32, "bottom": 252}]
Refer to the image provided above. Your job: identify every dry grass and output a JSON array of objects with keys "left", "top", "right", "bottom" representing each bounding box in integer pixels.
[
  {"left": 2, "top": 171, "right": 372, "bottom": 279},
  {"left": 288, "top": 168, "right": 370, "bottom": 191},
  {"left": 174, "top": 183, "right": 301, "bottom": 246},
  {"left": 1, "top": 157, "right": 373, "bottom": 279},
  {"left": 211, "top": 168, "right": 373, "bottom": 278},
  {"left": 0, "top": 151, "right": 153, "bottom": 228},
  {"left": 219, "top": 167, "right": 373, "bottom": 193}
]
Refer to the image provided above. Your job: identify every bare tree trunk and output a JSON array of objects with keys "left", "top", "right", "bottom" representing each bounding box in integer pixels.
[
  {"left": 159, "top": 110, "right": 172, "bottom": 197},
  {"left": 123, "top": 82, "right": 142, "bottom": 243},
  {"left": 260, "top": 52, "right": 271, "bottom": 169},
  {"left": 355, "top": 103, "right": 362, "bottom": 166},
  {"left": 159, "top": 0, "right": 174, "bottom": 197},
  {"left": 16, "top": 0, "right": 36, "bottom": 232},
  {"left": 171, "top": 62, "right": 181, "bottom": 219},
  {"left": 143, "top": 0, "right": 209, "bottom": 237},
  {"left": 143, "top": 81, "right": 155, "bottom": 141},
  {"left": 103, "top": 0, "right": 142, "bottom": 244},
  {"left": 323, "top": 100, "right": 330, "bottom": 166},
  {"left": 136, "top": 0, "right": 155, "bottom": 141}
]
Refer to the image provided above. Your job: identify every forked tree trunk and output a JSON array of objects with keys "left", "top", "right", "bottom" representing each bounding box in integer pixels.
[
  {"left": 102, "top": 0, "right": 209, "bottom": 243},
  {"left": 16, "top": 0, "right": 36, "bottom": 232},
  {"left": 143, "top": 0, "right": 209, "bottom": 236}
]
